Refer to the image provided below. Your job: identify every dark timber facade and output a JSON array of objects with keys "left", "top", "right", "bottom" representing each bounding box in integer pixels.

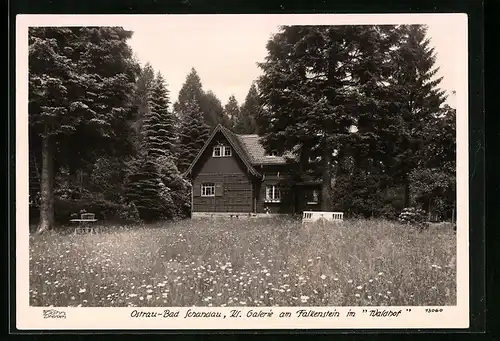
[{"left": 184, "top": 125, "right": 323, "bottom": 217}]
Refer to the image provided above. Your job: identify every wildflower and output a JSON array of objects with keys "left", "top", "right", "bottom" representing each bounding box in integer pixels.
[
  {"left": 355, "top": 294, "right": 360, "bottom": 298},
  {"left": 320, "top": 274, "right": 327, "bottom": 280},
  {"left": 347, "top": 280, "right": 353, "bottom": 284},
  {"left": 79, "top": 288, "right": 86, "bottom": 293},
  {"left": 357, "top": 286, "right": 363, "bottom": 290},
  {"left": 378, "top": 272, "right": 384, "bottom": 276}
]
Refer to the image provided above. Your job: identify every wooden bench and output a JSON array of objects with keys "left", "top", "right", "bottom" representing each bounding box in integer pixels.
[
  {"left": 302, "top": 211, "right": 344, "bottom": 224},
  {"left": 70, "top": 213, "right": 99, "bottom": 235}
]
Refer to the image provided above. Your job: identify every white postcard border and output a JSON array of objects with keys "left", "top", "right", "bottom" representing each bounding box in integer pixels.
[{"left": 15, "top": 13, "right": 469, "bottom": 330}]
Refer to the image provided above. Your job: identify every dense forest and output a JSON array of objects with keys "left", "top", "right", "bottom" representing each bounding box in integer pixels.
[{"left": 28, "top": 25, "right": 456, "bottom": 232}]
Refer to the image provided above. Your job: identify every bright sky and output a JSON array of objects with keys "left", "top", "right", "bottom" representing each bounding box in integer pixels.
[{"left": 124, "top": 14, "right": 464, "bottom": 108}]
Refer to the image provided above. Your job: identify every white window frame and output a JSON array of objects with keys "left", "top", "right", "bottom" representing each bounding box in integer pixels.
[
  {"left": 201, "top": 183, "right": 215, "bottom": 197},
  {"left": 265, "top": 185, "right": 281, "bottom": 203},
  {"left": 213, "top": 145, "right": 231, "bottom": 157},
  {"left": 212, "top": 146, "right": 222, "bottom": 157}
]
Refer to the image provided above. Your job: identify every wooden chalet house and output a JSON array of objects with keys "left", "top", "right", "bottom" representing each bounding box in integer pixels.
[{"left": 184, "top": 124, "right": 323, "bottom": 217}]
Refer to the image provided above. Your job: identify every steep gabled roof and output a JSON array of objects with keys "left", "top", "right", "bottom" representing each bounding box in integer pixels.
[{"left": 183, "top": 124, "right": 261, "bottom": 178}]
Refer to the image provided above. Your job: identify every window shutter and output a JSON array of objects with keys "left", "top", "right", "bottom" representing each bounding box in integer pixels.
[
  {"left": 193, "top": 183, "right": 201, "bottom": 197},
  {"left": 215, "top": 183, "right": 224, "bottom": 197}
]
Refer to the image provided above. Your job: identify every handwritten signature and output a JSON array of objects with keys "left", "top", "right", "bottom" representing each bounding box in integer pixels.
[{"left": 42, "top": 309, "right": 67, "bottom": 319}]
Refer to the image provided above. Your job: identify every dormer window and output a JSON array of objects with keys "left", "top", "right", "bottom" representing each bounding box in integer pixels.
[
  {"left": 213, "top": 146, "right": 222, "bottom": 157},
  {"left": 267, "top": 151, "right": 278, "bottom": 157},
  {"left": 213, "top": 145, "right": 231, "bottom": 157}
]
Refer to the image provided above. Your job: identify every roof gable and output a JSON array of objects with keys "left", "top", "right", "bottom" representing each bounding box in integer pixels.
[{"left": 184, "top": 124, "right": 261, "bottom": 177}]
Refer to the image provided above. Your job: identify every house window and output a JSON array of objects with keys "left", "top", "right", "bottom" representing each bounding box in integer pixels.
[
  {"left": 213, "top": 145, "right": 231, "bottom": 157},
  {"left": 201, "top": 183, "right": 215, "bottom": 197},
  {"left": 213, "top": 146, "right": 222, "bottom": 157},
  {"left": 267, "top": 151, "right": 278, "bottom": 157},
  {"left": 265, "top": 185, "right": 281, "bottom": 203},
  {"left": 307, "top": 189, "right": 319, "bottom": 204}
]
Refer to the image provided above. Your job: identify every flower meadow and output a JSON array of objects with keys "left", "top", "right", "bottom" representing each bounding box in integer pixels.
[{"left": 29, "top": 218, "right": 456, "bottom": 307}]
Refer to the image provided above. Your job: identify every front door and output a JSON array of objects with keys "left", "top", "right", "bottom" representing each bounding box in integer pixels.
[{"left": 295, "top": 185, "right": 321, "bottom": 213}]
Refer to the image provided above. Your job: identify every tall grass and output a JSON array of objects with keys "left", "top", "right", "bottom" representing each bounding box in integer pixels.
[{"left": 29, "top": 218, "right": 456, "bottom": 307}]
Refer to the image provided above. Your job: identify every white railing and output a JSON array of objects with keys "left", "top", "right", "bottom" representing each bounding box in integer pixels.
[{"left": 302, "top": 211, "right": 344, "bottom": 224}]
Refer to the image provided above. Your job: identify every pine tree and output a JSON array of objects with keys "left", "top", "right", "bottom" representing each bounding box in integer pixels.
[
  {"left": 177, "top": 100, "right": 211, "bottom": 172},
  {"left": 173, "top": 67, "right": 204, "bottom": 117},
  {"left": 130, "top": 63, "right": 155, "bottom": 154},
  {"left": 201, "top": 90, "right": 231, "bottom": 127},
  {"left": 124, "top": 157, "right": 174, "bottom": 221},
  {"left": 409, "top": 104, "right": 456, "bottom": 220},
  {"left": 173, "top": 67, "right": 230, "bottom": 129},
  {"left": 29, "top": 27, "right": 139, "bottom": 232},
  {"left": 143, "top": 72, "right": 177, "bottom": 159},
  {"left": 381, "top": 24, "right": 447, "bottom": 207},
  {"left": 156, "top": 156, "right": 191, "bottom": 219},
  {"left": 224, "top": 95, "right": 240, "bottom": 128},
  {"left": 234, "top": 83, "right": 260, "bottom": 134},
  {"left": 258, "top": 25, "right": 393, "bottom": 209}
]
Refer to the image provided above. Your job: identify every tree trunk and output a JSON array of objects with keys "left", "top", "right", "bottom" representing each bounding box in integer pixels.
[
  {"left": 403, "top": 175, "right": 411, "bottom": 208},
  {"left": 321, "top": 143, "right": 332, "bottom": 211},
  {"left": 428, "top": 197, "right": 432, "bottom": 221},
  {"left": 36, "top": 134, "right": 54, "bottom": 233}
]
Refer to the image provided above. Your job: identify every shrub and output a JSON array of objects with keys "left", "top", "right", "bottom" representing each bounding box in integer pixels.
[
  {"left": 117, "top": 202, "right": 143, "bottom": 224},
  {"left": 380, "top": 204, "right": 398, "bottom": 220},
  {"left": 398, "top": 207, "right": 427, "bottom": 227}
]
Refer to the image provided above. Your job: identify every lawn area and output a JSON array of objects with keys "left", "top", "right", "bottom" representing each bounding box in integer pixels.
[{"left": 29, "top": 218, "right": 456, "bottom": 307}]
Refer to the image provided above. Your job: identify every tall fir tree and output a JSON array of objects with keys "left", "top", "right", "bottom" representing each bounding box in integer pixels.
[
  {"left": 143, "top": 72, "right": 177, "bottom": 159},
  {"left": 409, "top": 104, "right": 456, "bottom": 220},
  {"left": 124, "top": 157, "right": 175, "bottom": 221},
  {"left": 381, "top": 24, "right": 447, "bottom": 207},
  {"left": 258, "top": 25, "right": 394, "bottom": 209},
  {"left": 234, "top": 83, "right": 260, "bottom": 134},
  {"left": 224, "top": 95, "right": 240, "bottom": 128},
  {"left": 173, "top": 67, "right": 204, "bottom": 118},
  {"left": 29, "top": 27, "right": 139, "bottom": 232},
  {"left": 173, "top": 67, "right": 230, "bottom": 129},
  {"left": 130, "top": 62, "right": 155, "bottom": 154},
  {"left": 201, "top": 90, "right": 231, "bottom": 127},
  {"left": 177, "top": 100, "right": 211, "bottom": 172}
]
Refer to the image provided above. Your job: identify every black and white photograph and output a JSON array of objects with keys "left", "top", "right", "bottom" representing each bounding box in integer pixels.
[{"left": 16, "top": 14, "right": 469, "bottom": 330}]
